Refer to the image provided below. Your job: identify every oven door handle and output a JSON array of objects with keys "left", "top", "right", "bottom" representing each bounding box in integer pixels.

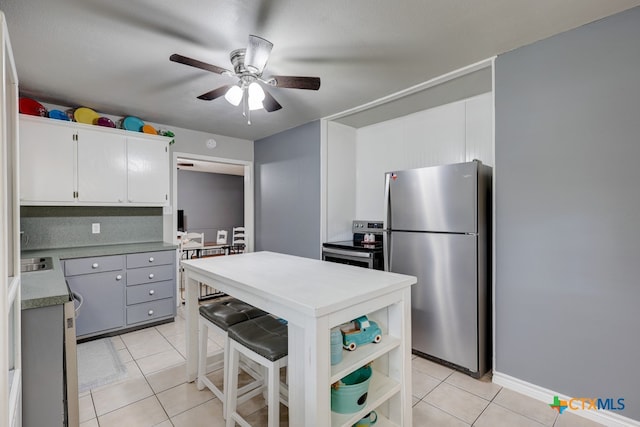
[{"left": 322, "top": 247, "right": 373, "bottom": 259}]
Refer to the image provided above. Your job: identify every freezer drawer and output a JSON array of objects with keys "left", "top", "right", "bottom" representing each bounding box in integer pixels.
[{"left": 389, "top": 231, "right": 479, "bottom": 372}]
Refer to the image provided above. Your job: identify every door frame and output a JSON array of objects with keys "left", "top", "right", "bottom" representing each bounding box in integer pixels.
[{"left": 169, "top": 152, "right": 254, "bottom": 253}]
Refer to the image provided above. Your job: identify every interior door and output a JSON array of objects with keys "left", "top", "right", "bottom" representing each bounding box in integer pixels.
[{"left": 390, "top": 230, "right": 478, "bottom": 372}]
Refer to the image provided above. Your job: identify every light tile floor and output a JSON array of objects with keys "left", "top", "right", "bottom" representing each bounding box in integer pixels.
[{"left": 78, "top": 306, "right": 605, "bottom": 427}]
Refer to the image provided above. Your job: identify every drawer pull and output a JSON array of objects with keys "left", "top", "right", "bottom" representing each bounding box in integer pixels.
[
  {"left": 92, "top": 263, "right": 99, "bottom": 269},
  {"left": 149, "top": 289, "right": 155, "bottom": 295},
  {"left": 116, "top": 275, "right": 122, "bottom": 281},
  {"left": 148, "top": 273, "right": 155, "bottom": 279},
  {"left": 148, "top": 310, "right": 154, "bottom": 316},
  {"left": 149, "top": 257, "right": 154, "bottom": 262}
]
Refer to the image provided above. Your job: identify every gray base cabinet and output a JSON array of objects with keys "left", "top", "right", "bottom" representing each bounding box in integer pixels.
[
  {"left": 64, "top": 250, "right": 176, "bottom": 339},
  {"left": 22, "top": 305, "right": 64, "bottom": 427},
  {"left": 65, "top": 255, "right": 125, "bottom": 338}
]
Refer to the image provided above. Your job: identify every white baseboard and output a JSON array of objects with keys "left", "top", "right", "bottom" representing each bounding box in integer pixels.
[{"left": 492, "top": 371, "right": 640, "bottom": 427}]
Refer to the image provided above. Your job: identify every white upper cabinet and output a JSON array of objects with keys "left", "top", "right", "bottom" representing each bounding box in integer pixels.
[
  {"left": 127, "top": 135, "right": 169, "bottom": 204},
  {"left": 77, "top": 127, "right": 127, "bottom": 203},
  {"left": 20, "top": 117, "right": 76, "bottom": 203},
  {"left": 19, "top": 115, "right": 170, "bottom": 206}
]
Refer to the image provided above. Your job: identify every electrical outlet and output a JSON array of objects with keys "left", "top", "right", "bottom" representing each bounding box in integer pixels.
[{"left": 92, "top": 223, "right": 100, "bottom": 234}]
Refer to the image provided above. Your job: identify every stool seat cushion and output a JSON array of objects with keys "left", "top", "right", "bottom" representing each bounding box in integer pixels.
[
  {"left": 228, "top": 316, "right": 288, "bottom": 362},
  {"left": 199, "top": 298, "right": 267, "bottom": 331}
]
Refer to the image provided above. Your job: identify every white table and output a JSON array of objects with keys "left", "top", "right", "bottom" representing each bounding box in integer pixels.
[{"left": 182, "top": 251, "right": 416, "bottom": 426}]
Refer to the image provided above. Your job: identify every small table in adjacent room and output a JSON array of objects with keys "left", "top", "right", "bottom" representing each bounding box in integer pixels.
[{"left": 182, "top": 251, "right": 416, "bottom": 426}]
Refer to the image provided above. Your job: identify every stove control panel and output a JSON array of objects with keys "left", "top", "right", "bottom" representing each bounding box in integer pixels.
[{"left": 352, "top": 220, "right": 384, "bottom": 234}]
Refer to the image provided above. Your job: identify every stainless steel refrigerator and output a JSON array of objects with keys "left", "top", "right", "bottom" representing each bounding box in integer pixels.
[{"left": 384, "top": 160, "right": 491, "bottom": 377}]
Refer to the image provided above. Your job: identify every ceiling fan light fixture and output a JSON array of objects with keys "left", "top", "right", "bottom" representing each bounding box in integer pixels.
[
  {"left": 248, "top": 98, "right": 264, "bottom": 111},
  {"left": 224, "top": 85, "right": 243, "bottom": 106},
  {"left": 248, "top": 82, "right": 265, "bottom": 102},
  {"left": 245, "top": 35, "right": 273, "bottom": 74}
]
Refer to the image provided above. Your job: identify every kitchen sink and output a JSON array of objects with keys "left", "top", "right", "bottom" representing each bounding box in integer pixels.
[{"left": 20, "top": 257, "right": 53, "bottom": 273}]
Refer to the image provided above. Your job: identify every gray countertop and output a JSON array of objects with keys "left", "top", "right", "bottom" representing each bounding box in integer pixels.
[{"left": 21, "top": 242, "right": 178, "bottom": 310}]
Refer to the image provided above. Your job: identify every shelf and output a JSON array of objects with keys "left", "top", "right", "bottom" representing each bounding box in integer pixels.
[
  {"left": 371, "top": 414, "right": 398, "bottom": 427},
  {"left": 330, "top": 335, "right": 400, "bottom": 383},
  {"left": 331, "top": 369, "right": 400, "bottom": 427}
]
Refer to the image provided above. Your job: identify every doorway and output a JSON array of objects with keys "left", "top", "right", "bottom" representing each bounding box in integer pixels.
[{"left": 170, "top": 152, "right": 254, "bottom": 252}]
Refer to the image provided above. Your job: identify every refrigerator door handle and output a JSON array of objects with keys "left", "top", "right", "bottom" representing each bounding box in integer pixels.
[
  {"left": 383, "top": 231, "right": 390, "bottom": 271},
  {"left": 383, "top": 172, "right": 391, "bottom": 271}
]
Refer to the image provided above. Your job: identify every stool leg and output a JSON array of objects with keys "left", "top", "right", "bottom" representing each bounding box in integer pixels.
[
  {"left": 226, "top": 341, "right": 240, "bottom": 427},
  {"left": 197, "top": 320, "right": 208, "bottom": 391},
  {"left": 222, "top": 335, "right": 230, "bottom": 419},
  {"left": 267, "top": 363, "right": 279, "bottom": 427}
]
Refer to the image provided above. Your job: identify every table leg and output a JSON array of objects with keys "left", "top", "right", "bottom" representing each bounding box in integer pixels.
[
  {"left": 287, "top": 323, "right": 305, "bottom": 425},
  {"left": 288, "top": 317, "right": 331, "bottom": 426},
  {"left": 185, "top": 273, "right": 199, "bottom": 382}
]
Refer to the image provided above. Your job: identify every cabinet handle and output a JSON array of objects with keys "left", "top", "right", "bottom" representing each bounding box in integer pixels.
[
  {"left": 149, "top": 289, "right": 155, "bottom": 295},
  {"left": 92, "top": 263, "right": 99, "bottom": 269},
  {"left": 148, "top": 310, "right": 154, "bottom": 316},
  {"left": 149, "top": 257, "right": 154, "bottom": 262},
  {"left": 148, "top": 273, "right": 154, "bottom": 279},
  {"left": 116, "top": 275, "right": 122, "bottom": 281}
]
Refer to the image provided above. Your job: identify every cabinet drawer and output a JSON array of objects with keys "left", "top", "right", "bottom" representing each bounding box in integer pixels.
[
  {"left": 126, "top": 280, "right": 174, "bottom": 305},
  {"left": 127, "top": 264, "right": 174, "bottom": 286},
  {"left": 64, "top": 255, "right": 124, "bottom": 276},
  {"left": 126, "top": 298, "right": 174, "bottom": 325},
  {"left": 127, "top": 250, "right": 174, "bottom": 269}
]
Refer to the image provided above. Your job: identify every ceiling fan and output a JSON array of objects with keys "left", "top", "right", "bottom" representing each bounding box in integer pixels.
[{"left": 170, "top": 35, "right": 321, "bottom": 124}]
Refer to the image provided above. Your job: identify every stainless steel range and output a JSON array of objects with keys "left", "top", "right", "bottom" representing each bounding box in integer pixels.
[{"left": 322, "top": 220, "right": 384, "bottom": 270}]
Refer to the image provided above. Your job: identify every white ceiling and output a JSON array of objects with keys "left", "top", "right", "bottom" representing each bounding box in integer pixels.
[{"left": 3, "top": 1, "right": 639, "bottom": 141}]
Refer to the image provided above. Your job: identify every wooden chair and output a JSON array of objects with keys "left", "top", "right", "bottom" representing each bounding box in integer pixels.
[
  {"left": 179, "top": 232, "right": 204, "bottom": 300},
  {"left": 216, "top": 229, "right": 228, "bottom": 245},
  {"left": 180, "top": 232, "right": 204, "bottom": 259},
  {"left": 231, "top": 226, "right": 246, "bottom": 254}
]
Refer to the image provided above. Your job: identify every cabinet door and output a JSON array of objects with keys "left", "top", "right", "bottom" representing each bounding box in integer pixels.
[
  {"left": 19, "top": 118, "right": 76, "bottom": 203},
  {"left": 67, "top": 270, "right": 125, "bottom": 337},
  {"left": 127, "top": 136, "right": 169, "bottom": 204},
  {"left": 77, "top": 128, "right": 127, "bottom": 203}
]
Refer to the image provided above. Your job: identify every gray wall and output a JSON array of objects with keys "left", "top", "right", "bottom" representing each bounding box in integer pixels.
[
  {"left": 20, "top": 206, "right": 163, "bottom": 250},
  {"left": 495, "top": 6, "right": 640, "bottom": 421},
  {"left": 254, "top": 121, "right": 321, "bottom": 259},
  {"left": 177, "top": 170, "right": 244, "bottom": 242}
]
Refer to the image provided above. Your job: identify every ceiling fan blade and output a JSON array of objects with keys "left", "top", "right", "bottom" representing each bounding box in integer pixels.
[
  {"left": 244, "top": 35, "right": 273, "bottom": 74},
  {"left": 170, "top": 54, "right": 231, "bottom": 75},
  {"left": 268, "top": 76, "right": 321, "bottom": 90},
  {"left": 262, "top": 89, "right": 282, "bottom": 112},
  {"left": 197, "top": 85, "right": 233, "bottom": 101}
]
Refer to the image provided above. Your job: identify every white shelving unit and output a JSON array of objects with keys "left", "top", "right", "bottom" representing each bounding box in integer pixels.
[
  {"left": 329, "top": 323, "right": 407, "bottom": 427},
  {"left": 1, "top": 10, "right": 21, "bottom": 427}
]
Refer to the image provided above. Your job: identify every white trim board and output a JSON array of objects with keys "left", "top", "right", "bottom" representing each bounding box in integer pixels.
[{"left": 493, "top": 371, "right": 640, "bottom": 427}]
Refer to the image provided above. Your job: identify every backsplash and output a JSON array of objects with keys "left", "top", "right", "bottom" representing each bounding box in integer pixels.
[{"left": 20, "top": 206, "right": 163, "bottom": 250}]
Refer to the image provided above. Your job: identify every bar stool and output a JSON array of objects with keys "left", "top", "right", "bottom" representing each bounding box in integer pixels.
[
  {"left": 226, "top": 315, "right": 289, "bottom": 427},
  {"left": 198, "top": 298, "right": 268, "bottom": 418}
]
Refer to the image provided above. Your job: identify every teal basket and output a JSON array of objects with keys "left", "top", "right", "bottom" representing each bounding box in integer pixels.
[{"left": 331, "top": 365, "right": 373, "bottom": 414}]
